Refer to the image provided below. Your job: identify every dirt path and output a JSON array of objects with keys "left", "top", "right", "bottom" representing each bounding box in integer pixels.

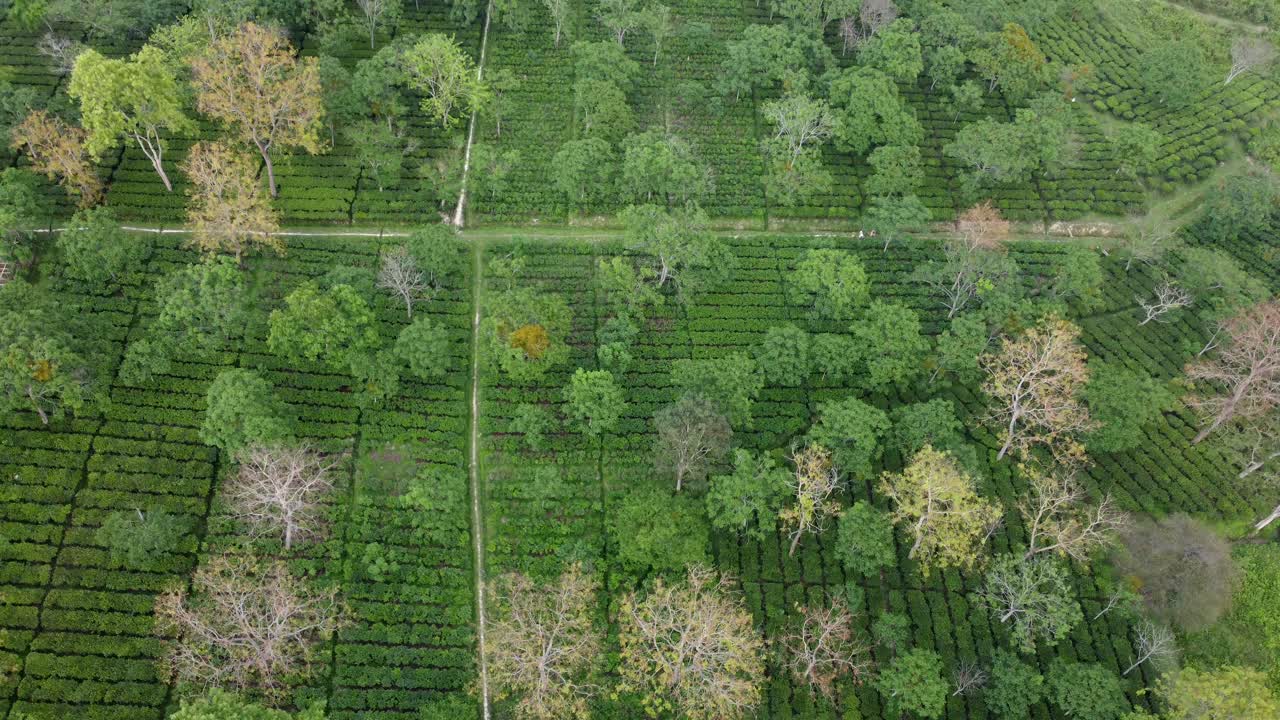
[
  {"left": 452, "top": 1, "right": 495, "bottom": 227},
  {"left": 467, "top": 239, "right": 492, "bottom": 720}
]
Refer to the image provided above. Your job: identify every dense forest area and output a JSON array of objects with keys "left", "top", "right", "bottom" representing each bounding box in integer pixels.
[{"left": 1, "top": 1, "right": 1280, "bottom": 720}]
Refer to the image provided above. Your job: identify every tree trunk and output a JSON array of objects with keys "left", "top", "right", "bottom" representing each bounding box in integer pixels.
[
  {"left": 1254, "top": 504, "right": 1280, "bottom": 533},
  {"left": 789, "top": 531, "right": 802, "bottom": 556},
  {"left": 27, "top": 386, "right": 49, "bottom": 425},
  {"left": 263, "top": 152, "right": 278, "bottom": 198}
]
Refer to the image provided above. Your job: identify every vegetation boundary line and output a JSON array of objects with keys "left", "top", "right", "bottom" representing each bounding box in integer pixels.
[
  {"left": 452, "top": 1, "right": 495, "bottom": 228},
  {"left": 467, "top": 240, "right": 492, "bottom": 720}
]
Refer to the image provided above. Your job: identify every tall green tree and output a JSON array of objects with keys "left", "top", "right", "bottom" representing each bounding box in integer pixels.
[
  {"left": 563, "top": 368, "right": 626, "bottom": 437},
  {"left": 201, "top": 368, "right": 294, "bottom": 457},
  {"left": 788, "top": 248, "right": 870, "bottom": 320},
  {"left": 875, "top": 649, "right": 948, "bottom": 719},
  {"left": 851, "top": 301, "right": 928, "bottom": 389},
  {"left": 403, "top": 33, "right": 487, "bottom": 129},
  {"left": 69, "top": 46, "right": 194, "bottom": 192},
  {"left": 706, "top": 449, "right": 790, "bottom": 540}
]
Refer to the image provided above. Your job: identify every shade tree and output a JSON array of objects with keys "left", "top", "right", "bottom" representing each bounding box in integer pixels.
[
  {"left": 783, "top": 599, "right": 872, "bottom": 701},
  {"left": 1084, "top": 360, "right": 1173, "bottom": 453},
  {"left": 613, "top": 487, "right": 710, "bottom": 577},
  {"left": 9, "top": 110, "right": 102, "bottom": 206},
  {"left": 881, "top": 446, "right": 1001, "bottom": 576},
  {"left": 563, "top": 368, "right": 626, "bottom": 438},
  {"left": 57, "top": 207, "right": 149, "bottom": 287},
  {"left": 807, "top": 397, "right": 890, "bottom": 479},
  {"left": 192, "top": 22, "right": 324, "bottom": 198},
  {"left": 181, "top": 141, "right": 281, "bottom": 262},
  {"left": 654, "top": 394, "right": 733, "bottom": 492},
  {"left": 617, "top": 566, "right": 764, "bottom": 720},
  {"left": 1045, "top": 659, "right": 1128, "bottom": 720},
  {"left": 0, "top": 282, "right": 102, "bottom": 425},
  {"left": 828, "top": 67, "right": 922, "bottom": 156},
  {"left": 857, "top": 17, "right": 923, "bottom": 82},
  {"left": 875, "top": 649, "right": 948, "bottom": 720},
  {"left": 201, "top": 368, "right": 295, "bottom": 457},
  {"left": 976, "top": 554, "right": 1082, "bottom": 653},
  {"left": 981, "top": 317, "right": 1093, "bottom": 463},
  {"left": 787, "top": 248, "right": 870, "bottom": 320},
  {"left": 781, "top": 443, "right": 843, "bottom": 555},
  {"left": 1018, "top": 469, "right": 1126, "bottom": 562},
  {"left": 225, "top": 443, "right": 337, "bottom": 550},
  {"left": 1159, "top": 666, "right": 1280, "bottom": 720},
  {"left": 1186, "top": 300, "right": 1280, "bottom": 443},
  {"left": 834, "top": 501, "right": 896, "bottom": 577},
  {"left": 69, "top": 46, "right": 194, "bottom": 191},
  {"left": 851, "top": 301, "right": 928, "bottom": 389},
  {"left": 1114, "top": 514, "right": 1238, "bottom": 632},
  {"left": 155, "top": 553, "right": 348, "bottom": 699},
  {"left": 485, "top": 564, "right": 602, "bottom": 720},
  {"left": 706, "top": 449, "right": 791, "bottom": 540},
  {"left": 986, "top": 649, "right": 1045, "bottom": 720},
  {"left": 403, "top": 33, "right": 486, "bottom": 129},
  {"left": 96, "top": 508, "right": 188, "bottom": 570},
  {"left": 754, "top": 324, "right": 811, "bottom": 386}
]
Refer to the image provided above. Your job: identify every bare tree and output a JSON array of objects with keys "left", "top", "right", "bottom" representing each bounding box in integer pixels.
[
  {"left": 781, "top": 443, "right": 843, "bottom": 556},
  {"left": 1229, "top": 413, "right": 1280, "bottom": 479},
  {"left": 1123, "top": 620, "right": 1178, "bottom": 676},
  {"left": 618, "top": 566, "right": 765, "bottom": 720},
  {"left": 924, "top": 203, "right": 1014, "bottom": 318},
  {"left": 1116, "top": 216, "right": 1180, "bottom": 271},
  {"left": 225, "top": 444, "right": 337, "bottom": 550},
  {"left": 981, "top": 317, "right": 1095, "bottom": 462},
  {"left": 1093, "top": 585, "right": 1136, "bottom": 621},
  {"left": 37, "top": 33, "right": 82, "bottom": 75},
  {"left": 377, "top": 246, "right": 428, "bottom": 318},
  {"left": 762, "top": 95, "right": 836, "bottom": 170},
  {"left": 356, "top": 0, "right": 398, "bottom": 49},
  {"left": 1138, "top": 280, "right": 1193, "bottom": 325},
  {"left": 10, "top": 110, "right": 102, "bottom": 207},
  {"left": 952, "top": 661, "right": 988, "bottom": 696},
  {"left": 486, "top": 564, "right": 602, "bottom": 720},
  {"left": 543, "top": 0, "right": 573, "bottom": 45},
  {"left": 154, "top": 553, "right": 348, "bottom": 699},
  {"left": 782, "top": 600, "right": 873, "bottom": 701},
  {"left": 654, "top": 395, "right": 733, "bottom": 492},
  {"left": 1187, "top": 301, "right": 1280, "bottom": 443},
  {"left": 857, "top": 0, "right": 898, "bottom": 45},
  {"left": 1226, "top": 37, "right": 1275, "bottom": 84},
  {"left": 1019, "top": 471, "right": 1127, "bottom": 563}
]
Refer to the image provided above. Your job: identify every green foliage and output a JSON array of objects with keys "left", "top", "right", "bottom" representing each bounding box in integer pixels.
[
  {"left": 68, "top": 45, "right": 194, "bottom": 164},
  {"left": 402, "top": 33, "right": 485, "bottom": 129},
  {"left": 828, "top": 67, "right": 923, "bottom": 156},
  {"left": 1046, "top": 659, "right": 1128, "bottom": 720},
  {"left": 0, "top": 168, "right": 40, "bottom": 267},
  {"left": 613, "top": 486, "right": 709, "bottom": 578},
  {"left": 482, "top": 288, "right": 572, "bottom": 382},
  {"left": 268, "top": 281, "right": 381, "bottom": 371},
  {"left": 866, "top": 144, "right": 925, "bottom": 198},
  {"left": 718, "top": 23, "right": 833, "bottom": 99},
  {"left": 1176, "top": 246, "right": 1269, "bottom": 322},
  {"left": 858, "top": 18, "right": 924, "bottom": 82},
  {"left": 562, "top": 368, "right": 625, "bottom": 437},
  {"left": 811, "top": 332, "right": 861, "bottom": 382},
  {"left": 169, "top": 689, "right": 325, "bottom": 720},
  {"left": 934, "top": 314, "right": 990, "bottom": 386},
  {"left": 553, "top": 138, "right": 616, "bottom": 209},
  {"left": 1184, "top": 544, "right": 1280, "bottom": 692},
  {"left": 851, "top": 301, "right": 928, "bottom": 389},
  {"left": 706, "top": 449, "right": 790, "bottom": 541},
  {"left": 1110, "top": 123, "right": 1162, "bottom": 178},
  {"left": 1084, "top": 361, "right": 1172, "bottom": 453},
  {"left": 808, "top": 397, "right": 890, "bottom": 478},
  {"left": 620, "top": 203, "right": 733, "bottom": 301},
  {"left": 1198, "top": 168, "right": 1280, "bottom": 244},
  {"left": 96, "top": 508, "right": 187, "bottom": 569},
  {"left": 0, "top": 282, "right": 101, "bottom": 425},
  {"left": 978, "top": 554, "right": 1083, "bottom": 653},
  {"left": 754, "top": 324, "right": 810, "bottom": 387},
  {"left": 121, "top": 257, "right": 249, "bottom": 384},
  {"left": 394, "top": 317, "right": 451, "bottom": 380},
  {"left": 945, "top": 92, "right": 1075, "bottom": 195},
  {"left": 57, "top": 207, "right": 148, "bottom": 286},
  {"left": 510, "top": 403, "right": 554, "bottom": 452},
  {"left": 620, "top": 131, "right": 711, "bottom": 206},
  {"left": 788, "top": 248, "right": 870, "bottom": 320},
  {"left": 201, "top": 368, "right": 294, "bottom": 457},
  {"left": 670, "top": 353, "right": 761, "bottom": 428},
  {"left": 872, "top": 612, "right": 911, "bottom": 658},
  {"left": 835, "top": 501, "right": 896, "bottom": 576},
  {"left": 875, "top": 649, "right": 948, "bottom": 719},
  {"left": 1159, "top": 666, "right": 1280, "bottom": 720},
  {"left": 888, "top": 399, "right": 972, "bottom": 467},
  {"left": 407, "top": 225, "right": 464, "bottom": 291},
  {"left": 1138, "top": 40, "right": 1211, "bottom": 106},
  {"left": 987, "top": 649, "right": 1045, "bottom": 719}
]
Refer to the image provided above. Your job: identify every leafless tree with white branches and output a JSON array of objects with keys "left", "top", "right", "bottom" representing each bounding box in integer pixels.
[
  {"left": 1226, "top": 37, "right": 1276, "bottom": 84},
  {"left": 1019, "top": 471, "right": 1127, "bottom": 563},
  {"left": 782, "top": 600, "right": 873, "bottom": 701},
  {"left": 952, "top": 661, "right": 988, "bottom": 696},
  {"left": 1187, "top": 301, "right": 1280, "bottom": 443},
  {"left": 225, "top": 444, "right": 337, "bottom": 550},
  {"left": 485, "top": 563, "right": 602, "bottom": 720},
  {"left": 378, "top": 246, "right": 429, "bottom": 318},
  {"left": 1123, "top": 620, "right": 1178, "bottom": 676},
  {"left": 1139, "top": 280, "right": 1193, "bottom": 326},
  {"left": 154, "top": 553, "right": 348, "bottom": 699},
  {"left": 1093, "top": 586, "right": 1135, "bottom": 621}
]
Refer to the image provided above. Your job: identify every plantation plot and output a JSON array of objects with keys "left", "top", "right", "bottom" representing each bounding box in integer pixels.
[
  {"left": 473, "top": 231, "right": 1268, "bottom": 719},
  {"left": 0, "top": 231, "right": 476, "bottom": 719}
]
